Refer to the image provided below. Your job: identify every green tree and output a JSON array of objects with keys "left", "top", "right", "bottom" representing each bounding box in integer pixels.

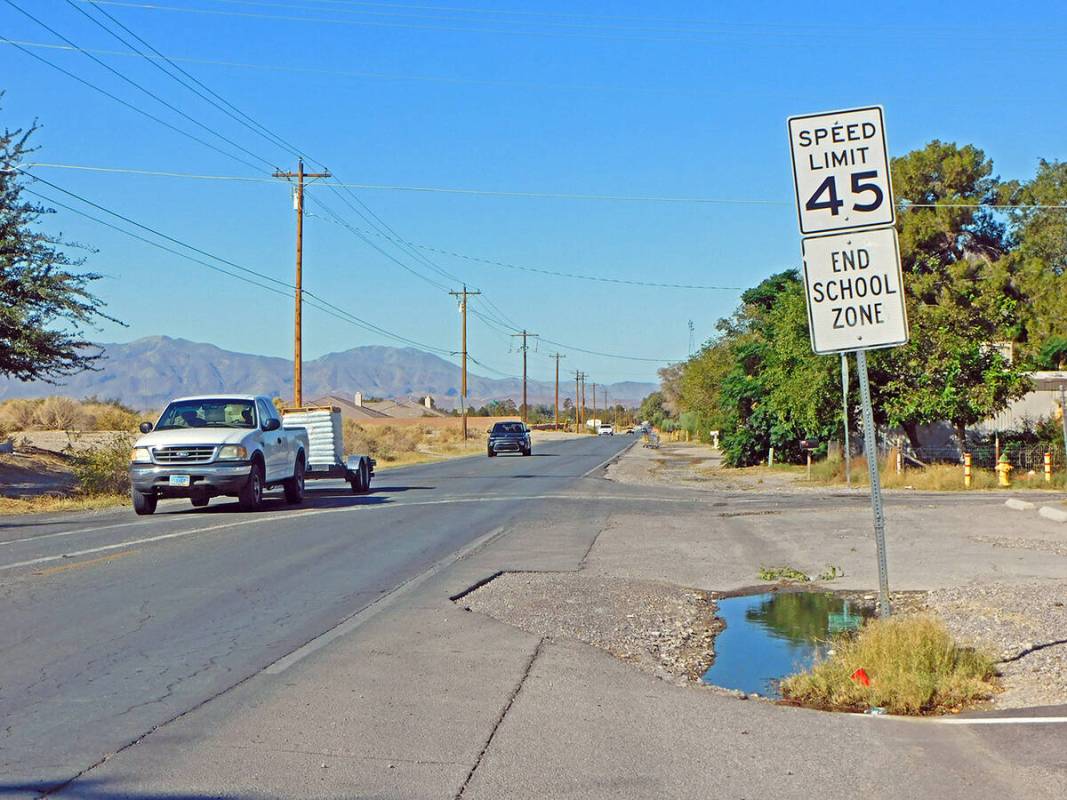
[
  {"left": 1001, "top": 159, "right": 1067, "bottom": 363},
  {"left": 1, "top": 113, "right": 118, "bottom": 381},
  {"left": 637, "top": 391, "right": 670, "bottom": 427},
  {"left": 870, "top": 141, "right": 1028, "bottom": 446}
]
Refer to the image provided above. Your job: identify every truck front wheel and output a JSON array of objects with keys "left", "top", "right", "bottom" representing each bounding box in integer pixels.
[
  {"left": 239, "top": 459, "right": 265, "bottom": 511},
  {"left": 132, "top": 489, "right": 157, "bottom": 516}
]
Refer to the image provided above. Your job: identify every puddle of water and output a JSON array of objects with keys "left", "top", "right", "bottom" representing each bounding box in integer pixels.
[{"left": 701, "top": 592, "right": 874, "bottom": 698}]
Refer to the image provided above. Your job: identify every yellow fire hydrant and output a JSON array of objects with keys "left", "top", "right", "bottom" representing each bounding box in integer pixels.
[{"left": 995, "top": 454, "right": 1013, "bottom": 487}]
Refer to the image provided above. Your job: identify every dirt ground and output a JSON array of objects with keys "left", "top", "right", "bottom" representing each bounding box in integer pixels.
[
  {"left": 606, "top": 440, "right": 804, "bottom": 492},
  {"left": 0, "top": 447, "right": 77, "bottom": 497}
]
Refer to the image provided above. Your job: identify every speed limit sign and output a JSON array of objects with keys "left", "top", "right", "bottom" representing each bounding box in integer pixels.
[{"left": 788, "top": 106, "right": 894, "bottom": 235}]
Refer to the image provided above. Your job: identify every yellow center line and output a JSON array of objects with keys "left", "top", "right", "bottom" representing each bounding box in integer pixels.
[{"left": 33, "top": 549, "right": 138, "bottom": 577}]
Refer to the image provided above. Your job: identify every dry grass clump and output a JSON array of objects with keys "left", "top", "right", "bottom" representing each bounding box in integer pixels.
[
  {"left": 342, "top": 421, "right": 483, "bottom": 466},
  {"left": 780, "top": 615, "right": 997, "bottom": 715},
  {"left": 0, "top": 493, "right": 130, "bottom": 515},
  {"left": 808, "top": 456, "right": 1065, "bottom": 490}
]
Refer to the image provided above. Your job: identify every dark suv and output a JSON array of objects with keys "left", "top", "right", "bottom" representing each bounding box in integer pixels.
[{"left": 487, "top": 421, "right": 531, "bottom": 457}]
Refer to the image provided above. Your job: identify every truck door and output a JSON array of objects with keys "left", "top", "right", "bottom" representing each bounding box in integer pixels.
[{"left": 257, "top": 399, "right": 287, "bottom": 481}]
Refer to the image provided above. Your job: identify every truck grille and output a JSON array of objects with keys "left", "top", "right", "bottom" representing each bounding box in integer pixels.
[{"left": 153, "top": 445, "right": 216, "bottom": 464}]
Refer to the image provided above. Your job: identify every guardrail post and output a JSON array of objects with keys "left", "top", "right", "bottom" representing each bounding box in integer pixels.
[
  {"left": 1045, "top": 451, "right": 1053, "bottom": 483},
  {"left": 964, "top": 452, "right": 972, "bottom": 488}
]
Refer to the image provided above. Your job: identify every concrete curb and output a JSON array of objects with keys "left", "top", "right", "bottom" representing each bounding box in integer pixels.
[
  {"left": 1037, "top": 505, "right": 1067, "bottom": 523},
  {"left": 1004, "top": 498, "right": 1036, "bottom": 511}
]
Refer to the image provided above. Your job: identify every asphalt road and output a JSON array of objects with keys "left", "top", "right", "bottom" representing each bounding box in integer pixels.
[{"left": 0, "top": 434, "right": 635, "bottom": 795}]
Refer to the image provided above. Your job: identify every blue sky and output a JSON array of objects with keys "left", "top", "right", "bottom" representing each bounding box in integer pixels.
[{"left": 4, "top": 0, "right": 1066, "bottom": 385}]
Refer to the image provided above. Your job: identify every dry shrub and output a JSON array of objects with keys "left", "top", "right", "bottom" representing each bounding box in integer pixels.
[
  {"left": 82, "top": 402, "right": 140, "bottom": 431},
  {"left": 343, "top": 421, "right": 481, "bottom": 463},
  {"left": 781, "top": 615, "right": 997, "bottom": 715},
  {"left": 35, "top": 396, "right": 89, "bottom": 430},
  {"left": 72, "top": 433, "right": 134, "bottom": 495},
  {"left": 0, "top": 398, "right": 42, "bottom": 431}
]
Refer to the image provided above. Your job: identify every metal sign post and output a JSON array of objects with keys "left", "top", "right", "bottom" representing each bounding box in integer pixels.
[
  {"left": 788, "top": 105, "right": 905, "bottom": 619},
  {"left": 841, "top": 353, "right": 851, "bottom": 489},
  {"left": 855, "top": 349, "right": 891, "bottom": 616}
]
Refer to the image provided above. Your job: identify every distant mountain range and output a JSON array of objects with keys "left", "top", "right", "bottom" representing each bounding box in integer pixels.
[{"left": 0, "top": 336, "right": 657, "bottom": 411}]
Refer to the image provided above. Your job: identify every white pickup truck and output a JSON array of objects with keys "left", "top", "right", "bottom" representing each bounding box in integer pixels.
[{"left": 129, "top": 395, "right": 309, "bottom": 515}]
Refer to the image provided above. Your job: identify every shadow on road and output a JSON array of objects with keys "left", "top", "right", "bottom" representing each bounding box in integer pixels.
[
  {"left": 365, "top": 485, "right": 435, "bottom": 493},
  {"left": 0, "top": 779, "right": 254, "bottom": 799}
]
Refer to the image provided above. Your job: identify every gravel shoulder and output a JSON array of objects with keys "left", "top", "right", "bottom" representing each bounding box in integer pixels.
[{"left": 461, "top": 572, "right": 722, "bottom": 684}]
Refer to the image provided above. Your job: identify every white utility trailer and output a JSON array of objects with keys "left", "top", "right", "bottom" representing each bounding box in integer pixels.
[{"left": 282, "top": 406, "right": 375, "bottom": 493}]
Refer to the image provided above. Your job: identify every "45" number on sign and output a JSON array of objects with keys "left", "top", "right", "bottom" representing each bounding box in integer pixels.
[{"left": 805, "top": 171, "right": 884, "bottom": 217}]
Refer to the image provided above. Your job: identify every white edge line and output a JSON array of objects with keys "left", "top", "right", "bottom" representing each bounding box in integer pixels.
[
  {"left": 936, "top": 717, "right": 1067, "bottom": 725},
  {"left": 582, "top": 439, "right": 638, "bottom": 478},
  {"left": 263, "top": 524, "right": 509, "bottom": 674}
]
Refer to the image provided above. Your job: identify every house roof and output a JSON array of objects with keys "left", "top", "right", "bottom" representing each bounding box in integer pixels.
[
  {"left": 364, "top": 399, "right": 448, "bottom": 418},
  {"left": 308, "top": 394, "right": 391, "bottom": 420}
]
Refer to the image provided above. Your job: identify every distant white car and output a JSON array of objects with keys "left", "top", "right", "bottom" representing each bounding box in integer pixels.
[{"left": 598, "top": 425, "right": 614, "bottom": 436}]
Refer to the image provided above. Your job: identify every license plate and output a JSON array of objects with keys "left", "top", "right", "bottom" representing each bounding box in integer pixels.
[{"left": 169, "top": 474, "right": 191, "bottom": 487}]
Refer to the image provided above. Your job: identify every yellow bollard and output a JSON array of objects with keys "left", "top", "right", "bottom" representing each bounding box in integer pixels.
[
  {"left": 995, "top": 454, "right": 1013, "bottom": 488},
  {"left": 964, "top": 452, "right": 972, "bottom": 488},
  {"left": 1045, "top": 452, "right": 1053, "bottom": 483}
]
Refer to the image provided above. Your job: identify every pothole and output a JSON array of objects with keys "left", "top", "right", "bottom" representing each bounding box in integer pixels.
[{"left": 700, "top": 591, "right": 875, "bottom": 698}]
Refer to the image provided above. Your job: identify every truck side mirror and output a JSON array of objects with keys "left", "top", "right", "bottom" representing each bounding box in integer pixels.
[
  {"left": 263, "top": 418, "right": 281, "bottom": 432},
  {"left": 139, "top": 421, "right": 154, "bottom": 434}
]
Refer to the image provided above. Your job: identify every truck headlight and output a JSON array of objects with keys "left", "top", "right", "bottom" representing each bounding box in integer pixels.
[
  {"left": 217, "top": 445, "right": 248, "bottom": 460},
  {"left": 130, "top": 447, "right": 151, "bottom": 463}
]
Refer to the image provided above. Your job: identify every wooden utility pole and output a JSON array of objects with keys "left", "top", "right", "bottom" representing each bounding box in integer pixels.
[
  {"left": 592, "top": 382, "right": 598, "bottom": 431},
  {"left": 580, "top": 372, "right": 587, "bottom": 432},
  {"left": 449, "top": 286, "right": 480, "bottom": 439},
  {"left": 273, "top": 159, "right": 330, "bottom": 407},
  {"left": 510, "top": 330, "right": 538, "bottom": 423},
  {"left": 550, "top": 353, "right": 565, "bottom": 430},
  {"left": 574, "top": 370, "right": 581, "bottom": 433}
]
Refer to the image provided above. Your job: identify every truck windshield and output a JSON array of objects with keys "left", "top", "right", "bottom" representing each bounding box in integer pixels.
[{"left": 156, "top": 399, "right": 257, "bottom": 430}]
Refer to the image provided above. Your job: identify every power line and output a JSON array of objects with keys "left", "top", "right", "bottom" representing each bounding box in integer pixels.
[
  {"left": 23, "top": 187, "right": 294, "bottom": 299},
  {"left": 306, "top": 195, "right": 452, "bottom": 292},
  {"left": 1, "top": 39, "right": 266, "bottom": 172},
  {"left": 539, "top": 335, "right": 682, "bottom": 364},
  {"left": 19, "top": 162, "right": 791, "bottom": 205},
  {"left": 17, "top": 171, "right": 456, "bottom": 356},
  {"left": 0, "top": 38, "right": 713, "bottom": 95},
  {"left": 69, "top": 0, "right": 308, "bottom": 161},
  {"left": 25, "top": 163, "right": 1067, "bottom": 212},
  {"left": 3, "top": 0, "right": 279, "bottom": 171},
  {"left": 79, "top": 1, "right": 1063, "bottom": 47}
]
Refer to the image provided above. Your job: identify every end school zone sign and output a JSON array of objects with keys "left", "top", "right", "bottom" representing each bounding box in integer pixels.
[
  {"left": 788, "top": 107, "right": 895, "bottom": 235},
  {"left": 801, "top": 227, "right": 908, "bottom": 354}
]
